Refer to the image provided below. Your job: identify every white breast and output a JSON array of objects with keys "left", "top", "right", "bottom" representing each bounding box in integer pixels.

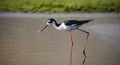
[{"left": 55, "top": 23, "right": 79, "bottom": 31}]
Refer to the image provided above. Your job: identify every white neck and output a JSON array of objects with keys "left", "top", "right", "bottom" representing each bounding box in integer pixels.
[{"left": 51, "top": 21, "right": 59, "bottom": 28}]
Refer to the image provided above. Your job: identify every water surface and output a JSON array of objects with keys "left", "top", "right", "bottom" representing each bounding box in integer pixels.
[{"left": 0, "top": 13, "right": 120, "bottom": 65}]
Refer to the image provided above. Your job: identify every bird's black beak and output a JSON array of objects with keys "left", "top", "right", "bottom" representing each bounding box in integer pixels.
[{"left": 41, "top": 25, "right": 48, "bottom": 32}]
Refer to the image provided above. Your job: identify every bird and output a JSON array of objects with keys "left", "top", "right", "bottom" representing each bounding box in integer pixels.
[{"left": 41, "top": 18, "right": 94, "bottom": 65}]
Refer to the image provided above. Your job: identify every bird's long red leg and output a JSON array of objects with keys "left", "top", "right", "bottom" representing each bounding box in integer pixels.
[
  {"left": 77, "top": 28, "right": 89, "bottom": 65},
  {"left": 69, "top": 31, "right": 74, "bottom": 65}
]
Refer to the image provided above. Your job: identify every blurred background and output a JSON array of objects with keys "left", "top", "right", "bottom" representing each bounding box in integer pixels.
[
  {"left": 0, "top": 0, "right": 120, "bottom": 65},
  {"left": 0, "top": 0, "right": 120, "bottom": 13}
]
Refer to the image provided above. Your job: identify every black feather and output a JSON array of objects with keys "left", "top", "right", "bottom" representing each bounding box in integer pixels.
[{"left": 64, "top": 19, "right": 94, "bottom": 26}]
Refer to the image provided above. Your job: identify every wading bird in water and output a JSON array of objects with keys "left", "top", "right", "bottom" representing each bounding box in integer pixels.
[{"left": 41, "top": 18, "right": 94, "bottom": 65}]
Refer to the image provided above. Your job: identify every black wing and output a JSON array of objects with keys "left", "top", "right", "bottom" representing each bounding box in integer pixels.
[{"left": 64, "top": 19, "right": 94, "bottom": 26}]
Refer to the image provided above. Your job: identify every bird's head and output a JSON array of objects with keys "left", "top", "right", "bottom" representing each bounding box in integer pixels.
[
  {"left": 47, "top": 18, "right": 56, "bottom": 25},
  {"left": 41, "top": 18, "right": 56, "bottom": 32}
]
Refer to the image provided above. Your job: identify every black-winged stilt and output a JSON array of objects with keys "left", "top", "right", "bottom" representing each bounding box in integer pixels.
[{"left": 41, "top": 18, "right": 94, "bottom": 65}]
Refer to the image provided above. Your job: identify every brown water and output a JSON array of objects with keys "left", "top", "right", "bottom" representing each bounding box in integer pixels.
[{"left": 0, "top": 13, "right": 120, "bottom": 65}]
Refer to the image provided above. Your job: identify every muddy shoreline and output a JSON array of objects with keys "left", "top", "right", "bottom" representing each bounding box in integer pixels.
[{"left": 0, "top": 12, "right": 120, "bottom": 18}]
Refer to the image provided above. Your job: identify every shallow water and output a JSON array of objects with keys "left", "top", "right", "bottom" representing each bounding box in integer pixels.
[{"left": 0, "top": 13, "right": 120, "bottom": 65}]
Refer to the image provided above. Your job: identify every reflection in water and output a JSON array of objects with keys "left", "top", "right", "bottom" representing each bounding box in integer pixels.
[{"left": 0, "top": 13, "right": 120, "bottom": 65}]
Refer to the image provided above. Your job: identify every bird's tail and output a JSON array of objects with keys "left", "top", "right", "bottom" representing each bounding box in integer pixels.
[
  {"left": 80, "top": 18, "right": 94, "bottom": 25},
  {"left": 88, "top": 18, "right": 94, "bottom": 21}
]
